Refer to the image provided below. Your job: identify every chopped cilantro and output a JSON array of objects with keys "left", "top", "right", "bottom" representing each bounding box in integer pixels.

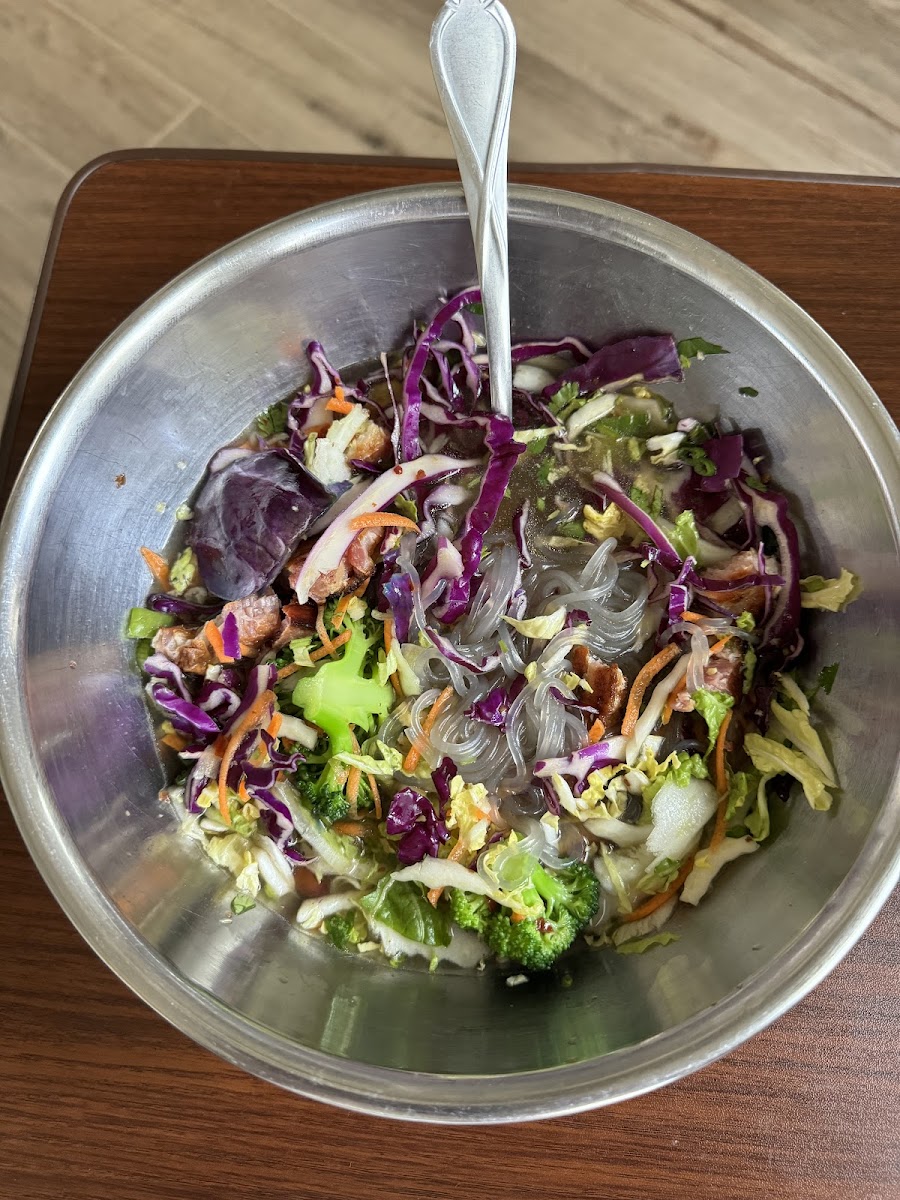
[
  {"left": 676, "top": 337, "right": 728, "bottom": 369},
  {"left": 807, "top": 662, "right": 839, "bottom": 701},
  {"left": 464, "top": 301, "right": 484, "bottom": 315},
  {"left": 256, "top": 400, "right": 288, "bottom": 438},
  {"left": 231, "top": 894, "right": 256, "bottom": 915},
  {"left": 738, "top": 386, "right": 759, "bottom": 397},
  {"left": 527, "top": 434, "right": 550, "bottom": 457},
  {"left": 556, "top": 520, "right": 585, "bottom": 540},
  {"left": 678, "top": 444, "right": 716, "bottom": 477}
]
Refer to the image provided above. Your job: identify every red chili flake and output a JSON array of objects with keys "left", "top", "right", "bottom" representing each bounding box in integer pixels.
[
  {"left": 416, "top": 470, "right": 426, "bottom": 480},
  {"left": 114, "top": 474, "right": 126, "bottom": 488},
  {"left": 393, "top": 465, "right": 403, "bottom": 475}
]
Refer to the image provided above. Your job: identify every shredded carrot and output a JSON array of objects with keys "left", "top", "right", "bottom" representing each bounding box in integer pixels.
[
  {"left": 203, "top": 620, "right": 234, "bottom": 664},
  {"left": 383, "top": 617, "right": 402, "bottom": 698},
  {"left": 403, "top": 686, "right": 454, "bottom": 774},
  {"left": 708, "top": 635, "right": 731, "bottom": 656},
  {"left": 587, "top": 718, "right": 606, "bottom": 743},
  {"left": 511, "top": 911, "right": 526, "bottom": 924},
  {"left": 621, "top": 644, "right": 681, "bottom": 737},
  {"left": 216, "top": 689, "right": 274, "bottom": 825},
  {"left": 708, "top": 710, "right": 735, "bottom": 852},
  {"left": 326, "top": 394, "right": 354, "bottom": 415},
  {"left": 620, "top": 856, "right": 695, "bottom": 923},
  {"left": 140, "top": 546, "right": 170, "bottom": 590},
  {"left": 680, "top": 611, "right": 704, "bottom": 623},
  {"left": 330, "top": 581, "right": 366, "bottom": 630},
  {"left": 347, "top": 513, "right": 421, "bottom": 535},
  {"left": 346, "top": 767, "right": 362, "bottom": 815},
  {"left": 315, "top": 604, "right": 337, "bottom": 657},
  {"left": 266, "top": 712, "right": 283, "bottom": 739},
  {"left": 427, "top": 837, "right": 469, "bottom": 907},
  {"left": 714, "top": 709, "right": 732, "bottom": 797},
  {"left": 367, "top": 773, "right": 382, "bottom": 820},
  {"left": 238, "top": 779, "right": 251, "bottom": 805},
  {"left": 160, "top": 731, "right": 189, "bottom": 751},
  {"left": 277, "top": 662, "right": 301, "bottom": 681},
  {"left": 331, "top": 592, "right": 353, "bottom": 630},
  {"left": 309, "top": 628, "right": 351, "bottom": 661},
  {"left": 333, "top": 818, "right": 366, "bottom": 837}
]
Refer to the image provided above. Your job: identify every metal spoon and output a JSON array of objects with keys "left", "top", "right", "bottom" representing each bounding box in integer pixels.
[{"left": 430, "top": 0, "right": 516, "bottom": 419}]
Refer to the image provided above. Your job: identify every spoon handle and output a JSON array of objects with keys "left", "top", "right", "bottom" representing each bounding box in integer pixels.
[{"left": 430, "top": 0, "right": 516, "bottom": 419}]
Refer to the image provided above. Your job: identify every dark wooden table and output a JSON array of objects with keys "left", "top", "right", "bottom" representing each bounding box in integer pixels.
[{"left": 2, "top": 154, "right": 898, "bottom": 1200}]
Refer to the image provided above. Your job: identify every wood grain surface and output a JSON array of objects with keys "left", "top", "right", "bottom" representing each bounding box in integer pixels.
[
  {"left": 3, "top": 0, "right": 900, "bottom": 406},
  {"left": 1, "top": 156, "right": 899, "bottom": 1200}
]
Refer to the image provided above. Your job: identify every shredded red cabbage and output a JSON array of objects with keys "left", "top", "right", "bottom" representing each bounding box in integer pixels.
[
  {"left": 435, "top": 417, "right": 526, "bottom": 623},
  {"left": 543, "top": 334, "right": 682, "bottom": 399},
  {"left": 385, "top": 788, "right": 449, "bottom": 864},
  {"left": 401, "top": 288, "right": 481, "bottom": 461}
]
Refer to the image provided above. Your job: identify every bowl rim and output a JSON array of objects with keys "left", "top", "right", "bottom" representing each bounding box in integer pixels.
[{"left": 1, "top": 181, "right": 898, "bottom": 1123}]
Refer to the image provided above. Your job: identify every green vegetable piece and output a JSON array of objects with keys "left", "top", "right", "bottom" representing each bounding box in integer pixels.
[
  {"left": 292, "top": 762, "right": 351, "bottom": 824},
  {"left": 324, "top": 910, "right": 365, "bottom": 950},
  {"left": 808, "top": 662, "right": 839, "bottom": 701},
  {"left": 169, "top": 548, "right": 198, "bottom": 596},
  {"left": 126, "top": 607, "right": 175, "bottom": 639},
  {"left": 464, "top": 301, "right": 484, "bottom": 316},
  {"left": 448, "top": 888, "right": 492, "bottom": 936},
  {"left": 135, "top": 638, "right": 154, "bottom": 670},
  {"left": 742, "top": 645, "right": 757, "bottom": 695},
  {"left": 231, "top": 894, "right": 256, "bottom": 915},
  {"left": 292, "top": 620, "right": 393, "bottom": 760},
  {"left": 643, "top": 753, "right": 709, "bottom": 804},
  {"left": 670, "top": 511, "right": 701, "bottom": 560},
  {"left": 738, "top": 386, "right": 759, "bottom": 397},
  {"left": 725, "top": 769, "right": 760, "bottom": 822},
  {"left": 676, "top": 337, "right": 728, "bottom": 369},
  {"left": 736, "top": 610, "right": 756, "bottom": 632},
  {"left": 359, "top": 878, "right": 452, "bottom": 947},
  {"left": 527, "top": 434, "right": 550, "bottom": 457},
  {"left": 394, "top": 493, "right": 419, "bottom": 523},
  {"left": 484, "top": 862, "right": 600, "bottom": 971},
  {"left": 678, "top": 444, "right": 717, "bottom": 477},
  {"left": 556, "top": 520, "right": 585, "bottom": 540},
  {"left": 256, "top": 400, "right": 288, "bottom": 438},
  {"left": 799, "top": 569, "right": 860, "bottom": 612},
  {"left": 638, "top": 856, "right": 682, "bottom": 894},
  {"left": 615, "top": 931, "right": 680, "bottom": 955},
  {"left": 548, "top": 381, "right": 580, "bottom": 421},
  {"left": 692, "top": 688, "right": 736, "bottom": 758}
]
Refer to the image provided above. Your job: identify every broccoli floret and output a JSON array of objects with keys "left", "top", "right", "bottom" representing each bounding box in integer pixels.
[
  {"left": 486, "top": 908, "right": 580, "bottom": 971},
  {"left": 531, "top": 861, "right": 599, "bottom": 930},
  {"left": 448, "top": 888, "right": 492, "bottom": 936},
  {"left": 292, "top": 620, "right": 393, "bottom": 760},
  {"left": 485, "top": 862, "right": 600, "bottom": 971},
  {"left": 292, "top": 761, "right": 351, "bottom": 824},
  {"left": 324, "top": 910, "right": 366, "bottom": 950}
]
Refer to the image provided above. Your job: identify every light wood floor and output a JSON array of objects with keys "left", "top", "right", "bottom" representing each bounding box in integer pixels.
[{"left": 2, "top": 0, "right": 899, "bottom": 410}]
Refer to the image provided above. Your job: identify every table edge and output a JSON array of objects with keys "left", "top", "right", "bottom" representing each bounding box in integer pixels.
[{"left": 6, "top": 149, "right": 900, "bottom": 493}]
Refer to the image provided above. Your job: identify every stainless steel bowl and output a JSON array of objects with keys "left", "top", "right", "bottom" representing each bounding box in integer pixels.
[{"left": 1, "top": 184, "right": 898, "bottom": 1123}]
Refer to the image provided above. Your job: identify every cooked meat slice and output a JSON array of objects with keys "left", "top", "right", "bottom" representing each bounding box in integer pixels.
[
  {"left": 272, "top": 602, "right": 318, "bottom": 651},
  {"left": 672, "top": 641, "right": 743, "bottom": 712},
  {"left": 570, "top": 646, "right": 628, "bottom": 728},
  {"left": 307, "top": 526, "right": 383, "bottom": 604},
  {"left": 699, "top": 550, "right": 768, "bottom": 618},
  {"left": 222, "top": 588, "right": 281, "bottom": 654},
  {"left": 347, "top": 419, "right": 391, "bottom": 466},
  {"left": 151, "top": 625, "right": 214, "bottom": 675}
]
